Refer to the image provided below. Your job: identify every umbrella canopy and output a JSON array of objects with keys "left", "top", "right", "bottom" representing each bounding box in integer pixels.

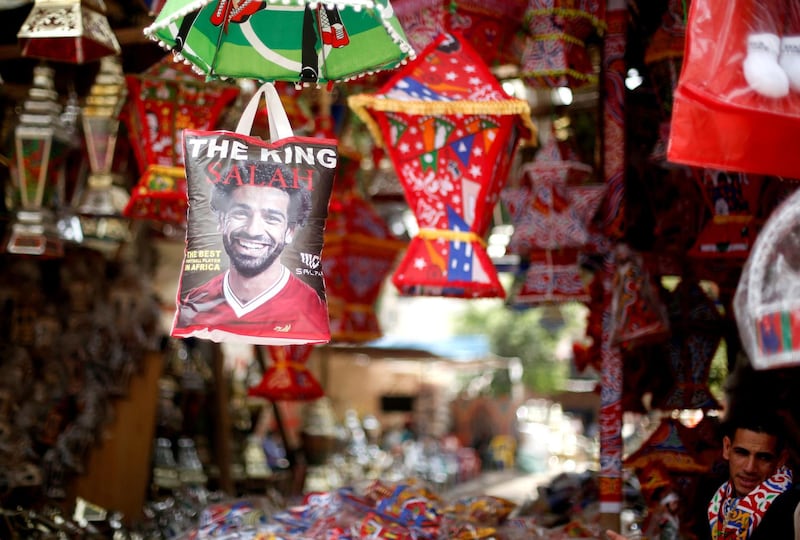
[
  {"left": 348, "top": 32, "right": 536, "bottom": 298},
  {"left": 144, "top": 0, "right": 415, "bottom": 85}
]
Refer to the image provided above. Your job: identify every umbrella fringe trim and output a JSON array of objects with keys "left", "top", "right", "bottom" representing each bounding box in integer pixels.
[
  {"left": 143, "top": 0, "right": 416, "bottom": 84},
  {"left": 347, "top": 95, "right": 537, "bottom": 148}
]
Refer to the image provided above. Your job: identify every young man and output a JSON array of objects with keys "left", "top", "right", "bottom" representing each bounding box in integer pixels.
[
  {"left": 173, "top": 174, "right": 329, "bottom": 343},
  {"left": 607, "top": 412, "right": 799, "bottom": 540}
]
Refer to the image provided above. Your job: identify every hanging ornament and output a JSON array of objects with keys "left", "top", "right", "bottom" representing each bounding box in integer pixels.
[
  {"left": 324, "top": 152, "right": 405, "bottom": 342},
  {"left": 512, "top": 0, "right": 605, "bottom": 89},
  {"left": 248, "top": 344, "right": 324, "bottom": 401},
  {"left": 17, "top": 0, "right": 120, "bottom": 64},
  {"left": 121, "top": 57, "right": 238, "bottom": 226},
  {"left": 651, "top": 279, "right": 723, "bottom": 411},
  {"left": 6, "top": 65, "right": 71, "bottom": 257},
  {"left": 502, "top": 137, "right": 605, "bottom": 306},
  {"left": 74, "top": 55, "right": 133, "bottom": 250},
  {"left": 609, "top": 245, "right": 670, "bottom": 350},
  {"left": 348, "top": 32, "right": 536, "bottom": 298}
]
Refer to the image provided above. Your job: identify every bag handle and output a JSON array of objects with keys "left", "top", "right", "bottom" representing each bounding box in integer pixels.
[{"left": 235, "top": 82, "right": 294, "bottom": 141}]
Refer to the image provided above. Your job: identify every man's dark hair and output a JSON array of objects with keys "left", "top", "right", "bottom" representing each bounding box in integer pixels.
[
  {"left": 209, "top": 162, "right": 313, "bottom": 228},
  {"left": 723, "top": 410, "right": 787, "bottom": 452}
]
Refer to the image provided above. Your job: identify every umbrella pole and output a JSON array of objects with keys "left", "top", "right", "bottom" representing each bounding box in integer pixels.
[{"left": 253, "top": 346, "right": 302, "bottom": 495}]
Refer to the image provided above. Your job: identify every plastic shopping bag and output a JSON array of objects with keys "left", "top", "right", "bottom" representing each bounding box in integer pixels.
[{"left": 667, "top": 0, "right": 800, "bottom": 178}]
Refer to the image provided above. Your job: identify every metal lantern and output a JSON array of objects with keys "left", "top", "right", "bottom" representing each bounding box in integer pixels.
[
  {"left": 75, "top": 55, "right": 133, "bottom": 248},
  {"left": 7, "top": 65, "right": 71, "bottom": 257},
  {"left": 17, "top": 0, "right": 121, "bottom": 64}
]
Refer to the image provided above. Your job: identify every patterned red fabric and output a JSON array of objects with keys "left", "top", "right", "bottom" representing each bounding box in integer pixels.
[
  {"left": 688, "top": 169, "right": 765, "bottom": 261},
  {"left": 323, "top": 168, "right": 405, "bottom": 342},
  {"left": 513, "top": 0, "right": 606, "bottom": 89},
  {"left": 610, "top": 248, "right": 670, "bottom": 350},
  {"left": 349, "top": 32, "right": 535, "bottom": 298},
  {"left": 624, "top": 417, "right": 709, "bottom": 473},
  {"left": 393, "top": 0, "right": 527, "bottom": 68},
  {"left": 122, "top": 57, "right": 238, "bottom": 225},
  {"left": 248, "top": 344, "right": 324, "bottom": 401}
]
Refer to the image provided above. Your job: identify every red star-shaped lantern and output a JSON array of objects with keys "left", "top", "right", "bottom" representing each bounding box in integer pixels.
[
  {"left": 122, "top": 56, "right": 238, "bottom": 226},
  {"left": 501, "top": 138, "right": 605, "bottom": 305},
  {"left": 348, "top": 32, "right": 536, "bottom": 298}
]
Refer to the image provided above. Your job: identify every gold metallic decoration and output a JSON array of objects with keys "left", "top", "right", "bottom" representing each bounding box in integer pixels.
[
  {"left": 74, "top": 55, "right": 133, "bottom": 251},
  {"left": 17, "top": 0, "right": 121, "bottom": 64}
]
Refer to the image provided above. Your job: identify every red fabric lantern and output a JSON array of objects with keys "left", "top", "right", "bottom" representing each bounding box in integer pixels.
[
  {"left": 248, "top": 344, "right": 323, "bottom": 401},
  {"left": 394, "top": 0, "right": 527, "bottom": 69},
  {"left": 323, "top": 152, "right": 406, "bottom": 342},
  {"left": 652, "top": 280, "right": 723, "bottom": 411},
  {"left": 502, "top": 139, "right": 605, "bottom": 305},
  {"left": 513, "top": 0, "right": 605, "bottom": 89},
  {"left": 623, "top": 417, "right": 709, "bottom": 474},
  {"left": 348, "top": 32, "right": 536, "bottom": 298},
  {"left": 122, "top": 57, "right": 238, "bottom": 225},
  {"left": 610, "top": 246, "right": 670, "bottom": 350}
]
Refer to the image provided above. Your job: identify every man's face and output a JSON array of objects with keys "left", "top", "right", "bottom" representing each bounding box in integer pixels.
[
  {"left": 219, "top": 185, "right": 295, "bottom": 277},
  {"left": 722, "top": 428, "right": 786, "bottom": 497}
]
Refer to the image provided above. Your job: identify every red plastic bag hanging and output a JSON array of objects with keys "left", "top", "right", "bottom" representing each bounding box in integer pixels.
[{"left": 668, "top": 0, "right": 800, "bottom": 178}]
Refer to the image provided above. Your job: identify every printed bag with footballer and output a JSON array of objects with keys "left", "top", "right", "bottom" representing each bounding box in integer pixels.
[{"left": 172, "top": 82, "right": 337, "bottom": 345}]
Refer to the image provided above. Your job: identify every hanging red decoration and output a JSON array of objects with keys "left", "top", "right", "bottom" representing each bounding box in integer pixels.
[
  {"left": 624, "top": 416, "right": 708, "bottom": 474},
  {"left": 394, "top": 0, "right": 528, "bottom": 69},
  {"left": 122, "top": 57, "right": 238, "bottom": 226},
  {"left": 651, "top": 280, "right": 723, "bottom": 412},
  {"left": 348, "top": 32, "right": 536, "bottom": 298},
  {"left": 248, "top": 344, "right": 324, "bottom": 402},
  {"left": 323, "top": 151, "right": 405, "bottom": 342},
  {"left": 688, "top": 169, "right": 764, "bottom": 261},
  {"left": 513, "top": 0, "right": 605, "bottom": 89},
  {"left": 502, "top": 138, "right": 605, "bottom": 306},
  {"left": 610, "top": 245, "right": 670, "bottom": 350}
]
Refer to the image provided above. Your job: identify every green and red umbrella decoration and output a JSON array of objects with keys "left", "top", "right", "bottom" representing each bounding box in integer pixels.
[
  {"left": 348, "top": 32, "right": 537, "bottom": 298},
  {"left": 144, "top": 0, "right": 415, "bottom": 86}
]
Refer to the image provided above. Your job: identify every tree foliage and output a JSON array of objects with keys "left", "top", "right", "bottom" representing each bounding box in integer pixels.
[{"left": 455, "top": 303, "right": 587, "bottom": 397}]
